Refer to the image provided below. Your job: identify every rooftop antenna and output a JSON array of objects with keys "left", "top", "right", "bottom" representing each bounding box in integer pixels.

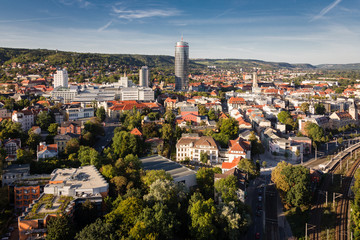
[{"left": 181, "top": 33, "right": 183, "bottom": 41}]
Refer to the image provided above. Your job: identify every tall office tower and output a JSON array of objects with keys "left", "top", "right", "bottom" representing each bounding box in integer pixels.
[
  {"left": 139, "top": 66, "right": 149, "bottom": 87},
  {"left": 53, "top": 69, "right": 69, "bottom": 88},
  {"left": 252, "top": 72, "right": 258, "bottom": 89},
  {"left": 175, "top": 37, "right": 189, "bottom": 91}
]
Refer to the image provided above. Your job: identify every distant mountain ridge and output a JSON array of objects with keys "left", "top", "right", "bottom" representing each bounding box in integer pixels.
[
  {"left": 316, "top": 63, "right": 360, "bottom": 70},
  {"left": 193, "top": 58, "right": 316, "bottom": 70},
  {"left": 0, "top": 47, "right": 360, "bottom": 70}
]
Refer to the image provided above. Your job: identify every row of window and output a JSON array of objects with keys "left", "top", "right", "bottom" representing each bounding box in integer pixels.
[
  {"left": 16, "top": 189, "right": 37, "bottom": 194},
  {"left": 16, "top": 194, "right": 38, "bottom": 199}
]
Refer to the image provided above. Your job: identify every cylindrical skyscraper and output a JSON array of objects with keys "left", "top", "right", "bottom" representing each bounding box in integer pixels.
[
  {"left": 139, "top": 66, "right": 149, "bottom": 87},
  {"left": 175, "top": 38, "right": 189, "bottom": 91}
]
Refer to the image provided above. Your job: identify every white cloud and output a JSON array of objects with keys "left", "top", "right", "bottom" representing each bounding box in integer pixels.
[
  {"left": 311, "top": 0, "right": 342, "bottom": 21},
  {"left": 112, "top": 7, "right": 180, "bottom": 20},
  {"left": 98, "top": 21, "right": 113, "bottom": 32},
  {"left": 59, "top": 0, "right": 91, "bottom": 8}
]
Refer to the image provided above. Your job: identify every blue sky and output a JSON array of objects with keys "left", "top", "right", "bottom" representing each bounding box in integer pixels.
[{"left": 0, "top": 0, "right": 360, "bottom": 64}]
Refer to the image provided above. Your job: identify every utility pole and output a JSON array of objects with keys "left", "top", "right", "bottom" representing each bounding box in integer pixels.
[
  {"left": 333, "top": 193, "right": 343, "bottom": 208},
  {"left": 305, "top": 223, "right": 316, "bottom": 240},
  {"left": 327, "top": 229, "right": 329, "bottom": 240}
]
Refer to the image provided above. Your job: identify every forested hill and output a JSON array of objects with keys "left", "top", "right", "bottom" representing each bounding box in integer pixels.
[
  {"left": 2, "top": 47, "right": 360, "bottom": 71},
  {"left": 193, "top": 59, "right": 316, "bottom": 70},
  {"left": 0, "top": 47, "right": 180, "bottom": 68},
  {"left": 316, "top": 63, "right": 360, "bottom": 70}
]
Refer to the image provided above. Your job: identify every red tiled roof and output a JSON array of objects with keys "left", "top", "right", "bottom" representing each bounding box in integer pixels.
[
  {"left": 222, "top": 157, "right": 242, "bottom": 170},
  {"left": 130, "top": 128, "right": 143, "bottom": 136}
]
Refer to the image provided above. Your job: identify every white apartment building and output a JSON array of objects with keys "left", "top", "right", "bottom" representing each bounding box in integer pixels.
[
  {"left": 121, "top": 87, "right": 154, "bottom": 101},
  {"left": 66, "top": 107, "right": 94, "bottom": 120},
  {"left": 53, "top": 69, "right": 68, "bottom": 88},
  {"left": 12, "top": 110, "right": 35, "bottom": 131},
  {"left": 176, "top": 134, "right": 219, "bottom": 164}
]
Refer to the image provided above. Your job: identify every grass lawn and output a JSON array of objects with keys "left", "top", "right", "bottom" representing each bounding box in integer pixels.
[{"left": 285, "top": 207, "right": 310, "bottom": 240}]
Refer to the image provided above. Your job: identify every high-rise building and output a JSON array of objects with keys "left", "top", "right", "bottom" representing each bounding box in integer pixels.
[
  {"left": 139, "top": 66, "right": 149, "bottom": 87},
  {"left": 53, "top": 69, "right": 68, "bottom": 88},
  {"left": 175, "top": 37, "right": 189, "bottom": 91}
]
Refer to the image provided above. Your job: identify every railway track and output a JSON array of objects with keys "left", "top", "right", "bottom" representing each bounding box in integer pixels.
[
  {"left": 335, "top": 157, "right": 360, "bottom": 240},
  {"left": 309, "top": 145, "right": 360, "bottom": 240}
]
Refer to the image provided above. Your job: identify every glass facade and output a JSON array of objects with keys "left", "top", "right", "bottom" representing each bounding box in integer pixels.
[{"left": 175, "top": 40, "right": 189, "bottom": 91}]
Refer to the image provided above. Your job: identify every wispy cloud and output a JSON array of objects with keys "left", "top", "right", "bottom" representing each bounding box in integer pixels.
[
  {"left": 112, "top": 7, "right": 180, "bottom": 20},
  {"left": 311, "top": 0, "right": 342, "bottom": 21},
  {"left": 98, "top": 21, "right": 113, "bottom": 32},
  {"left": 59, "top": 0, "right": 91, "bottom": 8},
  {"left": 0, "top": 17, "right": 65, "bottom": 23}
]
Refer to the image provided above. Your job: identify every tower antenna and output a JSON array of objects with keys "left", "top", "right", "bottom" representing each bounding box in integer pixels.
[{"left": 181, "top": 33, "right": 183, "bottom": 41}]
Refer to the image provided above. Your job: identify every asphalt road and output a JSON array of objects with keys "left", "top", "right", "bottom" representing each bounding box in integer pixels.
[
  {"left": 265, "top": 184, "right": 280, "bottom": 240},
  {"left": 93, "top": 122, "right": 121, "bottom": 152},
  {"left": 245, "top": 175, "right": 268, "bottom": 240}
]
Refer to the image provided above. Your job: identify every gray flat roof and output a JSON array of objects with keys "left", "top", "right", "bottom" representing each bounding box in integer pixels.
[{"left": 140, "top": 155, "right": 196, "bottom": 179}]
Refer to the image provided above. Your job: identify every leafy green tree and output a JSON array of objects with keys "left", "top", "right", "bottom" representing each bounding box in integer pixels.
[
  {"left": 142, "top": 122, "right": 159, "bottom": 139},
  {"left": 17, "top": 149, "right": 34, "bottom": 163},
  {"left": 105, "top": 197, "right": 143, "bottom": 237},
  {"left": 75, "top": 218, "right": 116, "bottom": 240},
  {"left": 26, "top": 133, "right": 41, "bottom": 150},
  {"left": 214, "top": 175, "right": 239, "bottom": 203},
  {"left": 112, "top": 131, "right": 144, "bottom": 158},
  {"left": 198, "top": 104, "right": 208, "bottom": 116},
  {"left": 338, "top": 137, "right": 343, "bottom": 145},
  {"left": 196, "top": 167, "right": 222, "bottom": 199},
  {"left": 305, "top": 122, "right": 324, "bottom": 143},
  {"left": 277, "top": 111, "right": 292, "bottom": 124},
  {"left": 148, "top": 112, "right": 159, "bottom": 121},
  {"left": 101, "top": 164, "right": 116, "bottom": 179},
  {"left": 219, "top": 201, "right": 251, "bottom": 240},
  {"left": 142, "top": 170, "right": 173, "bottom": 187},
  {"left": 188, "top": 192, "right": 217, "bottom": 240},
  {"left": 237, "top": 158, "right": 258, "bottom": 178},
  {"left": 300, "top": 102, "right": 309, "bottom": 113},
  {"left": 129, "top": 203, "right": 179, "bottom": 240},
  {"left": 351, "top": 169, "right": 360, "bottom": 238},
  {"left": 164, "top": 110, "right": 176, "bottom": 124},
  {"left": 74, "top": 199, "right": 98, "bottom": 229},
  {"left": 220, "top": 118, "right": 239, "bottom": 139},
  {"left": 161, "top": 123, "right": 173, "bottom": 142},
  {"left": 96, "top": 106, "right": 106, "bottom": 122},
  {"left": 208, "top": 109, "right": 217, "bottom": 121},
  {"left": 84, "top": 118, "right": 104, "bottom": 136},
  {"left": 271, "top": 161, "right": 291, "bottom": 193},
  {"left": 46, "top": 215, "right": 75, "bottom": 240},
  {"left": 77, "top": 146, "right": 102, "bottom": 168},
  {"left": 262, "top": 161, "right": 267, "bottom": 168},
  {"left": 200, "top": 152, "right": 209, "bottom": 164},
  {"left": 0, "top": 119, "right": 25, "bottom": 141},
  {"left": 271, "top": 161, "right": 311, "bottom": 208},
  {"left": 47, "top": 123, "right": 58, "bottom": 135},
  {"left": 65, "top": 138, "right": 80, "bottom": 155},
  {"left": 110, "top": 176, "right": 128, "bottom": 196},
  {"left": 36, "top": 111, "right": 53, "bottom": 130},
  {"left": 144, "top": 179, "right": 187, "bottom": 207},
  {"left": 314, "top": 103, "right": 326, "bottom": 115}
]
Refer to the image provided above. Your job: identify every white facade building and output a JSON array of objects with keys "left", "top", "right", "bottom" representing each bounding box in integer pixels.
[
  {"left": 12, "top": 110, "right": 35, "bottom": 131},
  {"left": 176, "top": 134, "right": 219, "bottom": 164},
  {"left": 53, "top": 69, "right": 68, "bottom": 88},
  {"left": 121, "top": 87, "right": 154, "bottom": 101},
  {"left": 66, "top": 107, "right": 94, "bottom": 120}
]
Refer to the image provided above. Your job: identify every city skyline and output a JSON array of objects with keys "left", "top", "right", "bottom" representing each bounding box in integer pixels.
[{"left": 1, "top": 0, "right": 360, "bottom": 64}]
